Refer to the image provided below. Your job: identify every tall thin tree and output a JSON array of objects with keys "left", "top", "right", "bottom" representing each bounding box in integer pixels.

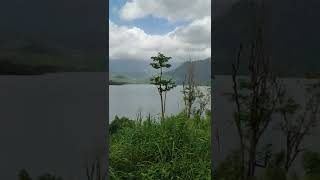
[
  {"left": 182, "top": 57, "right": 197, "bottom": 118},
  {"left": 150, "top": 52, "right": 176, "bottom": 121},
  {"left": 231, "top": 9, "right": 281, "bottom": 179}
]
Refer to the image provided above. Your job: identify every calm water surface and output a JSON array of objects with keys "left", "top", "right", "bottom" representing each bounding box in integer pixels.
[
  {"left": 109, "top": 84, "right": 210, "bottom": 121},
  {"left": 0, "top": 72, "right": 107, "bottom": 180},
  {"left": 213, "top": 75, "right": 320, "bottom": 176}
]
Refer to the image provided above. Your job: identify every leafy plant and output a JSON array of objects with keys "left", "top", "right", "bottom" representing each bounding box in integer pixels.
[
  {"left": 150, "top": 52, "right": 176, "bottom": 121},
  {"left": 181, "top": 60, "right": 197, "bottom": 118}
]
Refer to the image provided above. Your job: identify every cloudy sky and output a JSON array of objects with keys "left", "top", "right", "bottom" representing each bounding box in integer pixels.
[{"left": 109, "top": 0, "right": 211, "bottom": 62}]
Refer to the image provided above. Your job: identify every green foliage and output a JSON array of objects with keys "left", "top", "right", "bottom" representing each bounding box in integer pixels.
[
  {"left": 215, "top": 150, "right": 320, "bottom": 180},
  {"left": 262, "top": 151, "right": 287, "bottom": 180},
  {"left": 213, "top": 150, "right": 243, "bottom": 180},
  {"left": 277, "top": 96, "right": 300, "bottom": 115},
  {"left": 150, "top": 76, "right": 176, "bottom": 91},
  {"left": 149, "top": 52, "right": 176, "bottom": 92},
  {"left": 262, "top": 168, "right": 287, "bottom": 180},
  {"left": 302, "top": 151, "right": 320, "bottom": 180},
  {"left": 18, "top": 170, "right": 63, "bottom": 180},
  {"left": 109, "top": 116, "right": 135, "bottom": 135},
  {"left": 180, "top": 60, "right": 211, "bottom": 118},
  {"left": 150, "top": 52, "right": 176, "bottom": 120},
  {"left": 180, "top": 60, "right": 196, "bottom": 118},
  {"left": 18, "top": 169, "right": 32, "bottom": 180},
  {"left": 109, "top": 114, "right": 211, "bottom": 179},
  {"left": 150, "top": 53, "right": 172, "bottom": 70},
  {"left": 37, "top": 174, "right": 63, "bottom": 180}
]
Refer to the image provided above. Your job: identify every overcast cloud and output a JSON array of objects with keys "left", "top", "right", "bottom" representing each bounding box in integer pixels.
[
  {"left": 119, "top": 0, "right": 211, "bottom": 22},
  {"left": 109, "top": 0, "right": 211, "bottom": 62}
]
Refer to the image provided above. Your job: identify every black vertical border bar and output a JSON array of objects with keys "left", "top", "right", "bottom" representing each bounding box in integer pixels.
[
  {"left": 210, "top": 1, "right": 214, "bottom": 178},
  {"left": 105, "top": 0, "right": 110, "bottom": 178}
]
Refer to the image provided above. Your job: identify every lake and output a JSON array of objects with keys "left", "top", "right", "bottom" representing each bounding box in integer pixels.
[
  {"left": 213, "top": 75, "right": 320, "bottom": 177},
  {"left": 109, "top": 84, "right": 211, "bottom": 121},
  {"left": 0, "top": 72, "right": 107, "bottom": 180},
  {"left": 0, "top": 72, "right": 209, "bottom": 179},
  {"left": 1, "top": 72, "right": 318, "bottom": 179}
]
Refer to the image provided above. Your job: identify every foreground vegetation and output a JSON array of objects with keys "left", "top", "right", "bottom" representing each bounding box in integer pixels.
[
  {"left": 109, "top": 112, "right": 211, "bottom": 179},
  {"left": 214, "top": 150, "right": 320, "bottom": 180}
]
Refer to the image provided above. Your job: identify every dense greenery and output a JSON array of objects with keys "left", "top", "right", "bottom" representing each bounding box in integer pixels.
[
  {"left": 18, "top": 169, "right": 63, "bottom": 180},
  {"left": 214, "top": 150, "right": 320, "bottom": 180},
  {"left": 302, "top": 151, "right": 320, "bottom": 180},
  {"left": 109, "top": 112, "right": 211, "bottom": 179},
  {"left": 109, "top": 52, "right": 211, "bottom": 179}
]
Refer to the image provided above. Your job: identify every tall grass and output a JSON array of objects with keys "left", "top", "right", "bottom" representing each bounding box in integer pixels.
[{"left": 109, "top": 112, "right": 211, "bottom": 179}]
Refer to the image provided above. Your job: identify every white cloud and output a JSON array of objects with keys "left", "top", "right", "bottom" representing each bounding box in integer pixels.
[
  {"left": 119, "top": 0, "right": 211, "bottom": 22},
  {"left": 109, "top": 17, "right": 211, "bottom": 62},
  {"left": 169, "top": 16, "right": 211, "bottom": 46},
  {"left": 109, "top": 0, "right": 211, "bottom": 62}
]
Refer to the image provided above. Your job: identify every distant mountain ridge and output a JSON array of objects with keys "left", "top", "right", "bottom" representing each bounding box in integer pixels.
[
  {"left": 109, "top": 59, "right": 181, "bottom": 78},
  {"left": 165, "top": 57, "right": 211, "bottom": 85},
  {"left": 109, "top": 59, "right": 155, "bottom": 78},
  {"left": 212, "top": 0, "right": 320, "bottom": 77},
  {"left": 109, "top": 58, "right": 211, "bottom": 85},
  {"left": 0, "top": 37, "right": 106, "bottom": 75}
]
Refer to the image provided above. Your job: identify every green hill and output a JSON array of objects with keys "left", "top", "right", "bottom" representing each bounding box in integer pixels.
[{"left": 165, "top": 58, "right": 211, "bottom": 85}]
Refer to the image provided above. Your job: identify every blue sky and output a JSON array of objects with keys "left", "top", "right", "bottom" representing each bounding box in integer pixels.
[
  {"left": 109, "top": 0, "right": 188, "bottom": 35},
  {"left": 109, "top": 0, "right": 211, "bottom": 62}
]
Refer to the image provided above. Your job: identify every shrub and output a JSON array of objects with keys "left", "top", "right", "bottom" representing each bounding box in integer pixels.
[{"left": 109, "top": 113, "right": 211, "bottom": 179}]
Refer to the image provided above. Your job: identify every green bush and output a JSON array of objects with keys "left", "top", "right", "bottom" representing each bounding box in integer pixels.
[
  {"left": 303, "top": 151, "right": 320, "bottom": 180},
  {"left": 109, "top": 113, "right": 211, "bottom": 179},
  {"left": 109, "top": 116, "right": 135, "bottom": 135},
  {"left": 17, "top": 169, "right": 63, "bottom": 180}
]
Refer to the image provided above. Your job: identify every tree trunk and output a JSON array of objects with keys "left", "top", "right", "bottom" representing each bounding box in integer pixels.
[
  {"left": 247, "top": 142, "right": 257, "bottom": 180},
  {"left": 160, "top": 93, "right": 164, "bottom": 121},
  {"left": 164, "top": 92, "right": 167, "bottom": 115}
]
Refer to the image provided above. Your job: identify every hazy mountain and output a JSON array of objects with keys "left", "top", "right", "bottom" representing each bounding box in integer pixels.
[
  {"left": 109, "top": 60, "right": 154, "bottom": 78},
  {"left": 109, "top": 58, "right": 210, "bottom": 85},
  {"left": 165, "top": 57, "right": 211, "bottom": 85},
  {"left": 109, "top": 59, "right": 181, "bottom": 79},
  {"left": 213, "top": 0, "right": 320, "bottom": 77},
  {"left": 0, "top": 0, "right": 106, "bottom": 75},
  {"left": 0, "top": 38, "right": 106, "bottom": 74}
]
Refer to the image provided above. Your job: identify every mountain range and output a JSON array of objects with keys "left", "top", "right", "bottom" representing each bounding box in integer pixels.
[
  {"left": 109, "top": 58, "right": 211, "bottom": 85},
  {"left": 164, "top": 58, "right": 211, "bottom": 85},
  {"left": 109, "top": 59, "right": 182, "bottom": 78},
  {"left": 0, "top": 38, "right": 106, "bottom": 74}
]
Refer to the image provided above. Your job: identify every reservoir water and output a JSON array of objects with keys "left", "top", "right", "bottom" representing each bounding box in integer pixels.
[{"left": 109, "top": 84, "right": 211, "bottom": 121}]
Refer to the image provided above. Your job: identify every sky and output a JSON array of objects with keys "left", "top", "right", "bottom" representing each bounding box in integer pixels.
[{"left": 109, "top": 0, "right": 211, "bottom": 62}]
